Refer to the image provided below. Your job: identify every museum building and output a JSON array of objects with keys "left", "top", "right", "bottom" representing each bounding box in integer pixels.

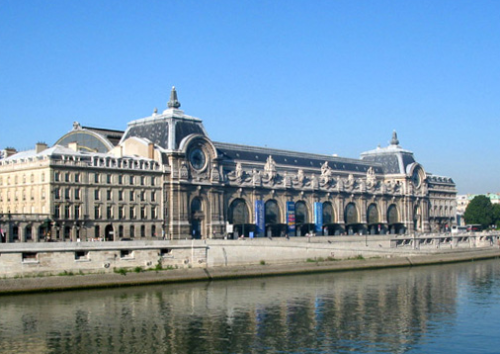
[{"left": 0, "top": 88, "right": 457, "bottom": 242}]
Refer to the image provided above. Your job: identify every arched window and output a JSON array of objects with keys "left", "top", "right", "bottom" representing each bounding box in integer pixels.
[
  {"left": 265, "top": 200, "right": 280, "bottom": 225},
  {"left": 191, "top": 198, "right": 202, "bottom": 214},
  {"left": 387, "top": 204, "right": 399, "bottom": 224},
  {"left": 367, "top": 204, "right": 379, "bottom": 225},
  {"left": 344, "top": 203, "right": 358, "bottom": 225},
  {"left": 295, "top": 201, "right": 308, "bottom": 225},
  {"left": 229, "top": 199, "right": 249, "bottom": 224},
  {"left": 322, "top": 202, "right": 335, "bottom": 224}
]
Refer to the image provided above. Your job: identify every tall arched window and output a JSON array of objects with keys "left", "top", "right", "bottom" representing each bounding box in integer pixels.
[
  {"left": 344, "top": 203, "right": 358, "bottom": 225},
  {"left": 322, "top": 202, "right": 334, "bottom": 224},
  {"left": 265, "top": 200, "right": 280, "bottom": 225},
  {"left": 295, "top": 201, "right": 308, "bottom": 225},
  {"left": 387, "top": 204, "right": 399, "bottom": 224},
  {"left": 367, "top": 204, "right": 379, "bottom": 225},
  {"left": 229, "top": 199, "right": 249, "bottom": 224}
]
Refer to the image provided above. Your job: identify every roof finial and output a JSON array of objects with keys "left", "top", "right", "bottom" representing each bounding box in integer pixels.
[
  {"left": 390, "top": 130, "right": 399, "bottom": 146},
  {"left": 167, "top": 86, "right": 181, "bottom": 109}
]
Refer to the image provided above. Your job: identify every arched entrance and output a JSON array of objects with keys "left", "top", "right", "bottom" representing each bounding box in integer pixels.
[
  {"left": 104, "top": 224, "right": 114, "bottom": 241},
  {"left": 322, "top": 202, "right": 339, "bottom": 235},
  {"left": 367, "top": 204, "right": 380, "bottom": 235},
  {"left": 229, "top": 199, "right": 254, "bottom": 238},
  {"left": 295, "top": 201, "right": 314, "bottom": 236},
  {"left": 387, "top": 204, "right": 404, "bottom": 234},
  {"left": 344, "top": 202, "right": 362, "bottom": 235},
  {"left": 191, "top": 197, "right": 204, "bottom": 239},
  {"left": 265, "top": 200, "right": 285, "bottom": 237}
]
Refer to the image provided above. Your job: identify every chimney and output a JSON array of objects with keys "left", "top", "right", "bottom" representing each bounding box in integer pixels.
[
  {"left": 68, "top": 142, "right": 78, "bottom": 151},
  {"left": 148, "top": 143, "right": 155, "bottom": 159},
  {"left": 35, "top": 142, "right": 48, "bottom": 153},
  {"left": 3, "top": 147, "right": 17, "bottom": 157}
]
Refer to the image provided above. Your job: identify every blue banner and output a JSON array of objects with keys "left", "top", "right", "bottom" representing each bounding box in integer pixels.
[
  {"left": 286, "top": 201, "right": 296, "bottom": 234},
  {"left": 255, "top": 200, "right": 265, "bottom": 237},
  {"left": 314, "top": 202, "right": 323, "bottom": 233}
]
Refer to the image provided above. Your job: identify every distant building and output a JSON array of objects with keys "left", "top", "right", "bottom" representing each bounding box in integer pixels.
[
  {"left": 0, "top": 87, "right": 457, "bottom": 242},
  {"left": 456, "top": 193, "right": 500, "bottom": 225}
]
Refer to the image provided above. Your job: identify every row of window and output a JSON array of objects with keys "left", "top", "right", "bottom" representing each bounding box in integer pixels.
[
  {"left": 11, "top": 224, "right": 160, "bottom": 241},
  {"left": 0, "top": 189, "right": 46, "bottom": 202},
  {"left": 94, "top": 205, "right": 158, "bottom": 220},
  {"left": 54, "top": 188, "right": 157, "bottom": 202},
  {"left": 0, "top": 173, "right": 46, "bottom": 186},
  {"left": 54, "top": 205, "right": 157, "bottom": 220},
  {"left": 54, "top": 172, "right": 157, "bottom": 186}
]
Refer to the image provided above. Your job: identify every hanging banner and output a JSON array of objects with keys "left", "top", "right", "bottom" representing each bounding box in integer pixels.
[
  {"left": 314, "top": 202, "right": 323, "bottom": 233},
  {"left": 254, "top": 200, "right": 265, "bottom": 237},
  {"left": 286, "top": 201, "right": 296, "bottom": 234}
]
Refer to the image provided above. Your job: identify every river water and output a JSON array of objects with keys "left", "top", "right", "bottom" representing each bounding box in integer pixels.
[{"left": 1, "top": 260, "right": 500, "bottom": 354}]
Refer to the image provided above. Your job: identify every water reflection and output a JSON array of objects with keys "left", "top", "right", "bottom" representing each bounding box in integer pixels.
[{"left": 1, "top": 260, "right": 500, "bottom": 354}]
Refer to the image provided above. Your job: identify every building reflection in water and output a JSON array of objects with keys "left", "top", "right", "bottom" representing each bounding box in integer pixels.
[{"left": 0, "top": 260, "right": 499, "bottom": 354}]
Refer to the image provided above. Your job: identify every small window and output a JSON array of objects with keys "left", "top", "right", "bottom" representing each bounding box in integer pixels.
[
  {"left": 22, "top": 252, "right": 38, "bottom": 262},
  {"left": 160, "top": 248, "right": 172, "bottom": 256},
  {"left": 94, "top": 173, "right": 99, "bottom": 183},
  {"left": 75, "top": 173, "right": 80, "bottom": 183},
  {"left": 120, "top": 250, "right": 133, "bottom": 258},
  {"left": 75, "top": 251, "right": 89, "bottom": 260}
]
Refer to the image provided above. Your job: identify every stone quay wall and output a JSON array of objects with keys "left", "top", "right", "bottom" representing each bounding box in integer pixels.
[{"left": 0, "top": 232, "right": 498, "bottom": 278}]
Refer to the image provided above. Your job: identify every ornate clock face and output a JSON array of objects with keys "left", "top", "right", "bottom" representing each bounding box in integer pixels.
[
  {"left": 189, "top": 148, "right": 206, "bottom": 170},
  {"left": 412, "top": 171, "right": 421, "bottom": 188}
]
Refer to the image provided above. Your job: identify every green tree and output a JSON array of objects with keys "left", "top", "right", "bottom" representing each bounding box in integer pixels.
[
  {"left": 464, "top": 195, "right": 493, "bottom": 229},
  {"left": 492, "top": 204, "right": 500, "bottom": 229}
]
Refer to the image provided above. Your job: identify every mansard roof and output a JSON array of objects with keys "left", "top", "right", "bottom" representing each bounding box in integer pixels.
[
  {"left": 120, "top": 87, "right": 207, "bottom": 150},
  {"left": 360, "top": 131, "right": 416, "bottom": 174},
  {"left": 214, "top": 142, "right": 384, "bottom": 174}
]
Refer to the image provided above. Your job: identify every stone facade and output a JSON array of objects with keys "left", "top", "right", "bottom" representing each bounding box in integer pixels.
[{"left": 0, "top": 87, "right": 457, "bottom": 242}]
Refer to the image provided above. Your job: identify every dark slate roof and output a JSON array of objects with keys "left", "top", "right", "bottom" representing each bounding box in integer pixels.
[
  {"left": 360, "top": 133, "right": 416, "bottom": 174},
  {"left": 175, "top": 122, "right": 205, "bottom": 148},
  {"left": 121, "top": 121, "right": 169, "bottom": 149},
  {"left": 214, "top": 142, "right": 383, "bottom": 174},
  {"left": 427, "top": 175, "right": 455, "bottom": 184}
]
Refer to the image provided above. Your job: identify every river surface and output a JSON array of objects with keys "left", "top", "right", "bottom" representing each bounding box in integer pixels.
[{"left": 1, "top": 260, "right": 500, "bottom": 354}]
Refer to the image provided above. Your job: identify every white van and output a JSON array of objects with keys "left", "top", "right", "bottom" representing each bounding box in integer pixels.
[{"left": 451, "top": 226, "right": 467, "bottom": 234}]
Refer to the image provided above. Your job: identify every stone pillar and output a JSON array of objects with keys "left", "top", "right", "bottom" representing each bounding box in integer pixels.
[
  {"left": 337, "top": 197, "right": 345, "bottom": 233},
  {"left": 169, "top": 184, "right": 191, "bottom": 239},
  {"left": 209, "top": 188, "right": 225, "bottom": 238},
  {"left": 19, "top": 223, "right": 26, "bottom": 243}
]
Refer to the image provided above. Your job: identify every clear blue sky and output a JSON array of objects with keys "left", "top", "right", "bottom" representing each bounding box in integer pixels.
[{"left": 1, "top": 0, "right": 499, "bottom": 194}]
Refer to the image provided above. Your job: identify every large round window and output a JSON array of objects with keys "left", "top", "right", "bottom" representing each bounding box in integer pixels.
[{"left": 189, "top": 148, "right": 206, "bottom": 170}]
